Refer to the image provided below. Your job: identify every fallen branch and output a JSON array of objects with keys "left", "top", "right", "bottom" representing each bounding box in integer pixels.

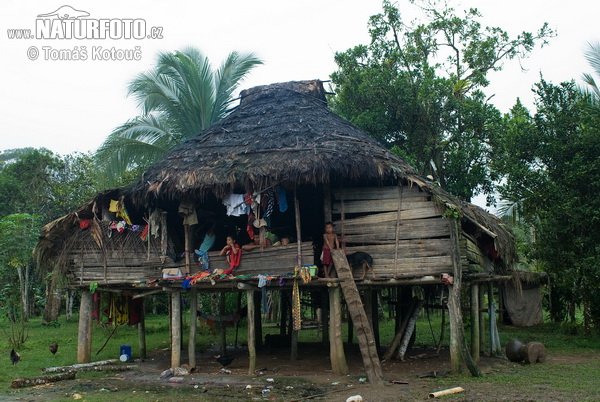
[
  {"left": 11, "top": 371, "right": 76, "bottom": 388},
  {"left": 42, "top": 359, "right": 119, "bottom": 373}
]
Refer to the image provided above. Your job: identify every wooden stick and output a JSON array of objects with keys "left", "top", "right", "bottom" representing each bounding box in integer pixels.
[
  {"left": 96, "top": 325, "right": 119, "bottom": 356},
  {"left": 11, "top": 372, "right": 76, "bottom": 388},
  {"left": 189, "top": 287, "right": 197, "bottom": 368},
  {"left": 247, "top": 289, "right": 256, "bottom": 375},
  {"left": 43, "top": 359, "right": 119, "bottom": 373}
]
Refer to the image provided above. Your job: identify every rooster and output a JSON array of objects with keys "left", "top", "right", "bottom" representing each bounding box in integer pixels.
[
  {"left": 10, "top": 349, "right": 21, "bottom": 366},
  {"left": 49, "top": 343, "right": 58, "bottom": 355},
  {"left": 214, "top": 354, "right": 234, "bottom": 368}
]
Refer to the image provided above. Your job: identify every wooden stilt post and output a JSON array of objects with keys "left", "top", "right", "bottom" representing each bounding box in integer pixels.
[
  {"left": 254, "top": 291, "right": 263, "bottom": 350},
  {"left": 332, "top": 250, "right": 384, "bottom": 384},
  {"left": 170, "top": 290, "right": 181, "bottom": 369},
  {"left": 246, "top": 289, "right": 256, "bottom": 375},
  {"left": 321, "top": 290, "right": 329, "bottom": 344},
  {"left": 77, "top": 290, "right": 93, "bottom": 363},
  {"left": 184, "top": 224, "right": 192, "bottom": 275},
  {"left": 280, "top": 290, "right": 288, "bottom": 335},
  {"left": 447, "top": 218, "right": 482, "bottom": 376},
  {"left": 470, "top": 283, "right": 480, "bottom": 362},
  {"left": 372, "top": 290, "right": 380, "bottom": 352},
  {"left": 189, "top": 288, "right": 198, "bottom": 368},
  {"left": 138, "top": 299, "right": 147, "bottom": 360},
  {"left": 329, "top": 284, "right": 349, "bottom": 374},
  {"left": 219, "top": 292, "right": 226, "bottom": 356},
  {"left": 479, "top": 285, "right": 485, "bottom": 353}
]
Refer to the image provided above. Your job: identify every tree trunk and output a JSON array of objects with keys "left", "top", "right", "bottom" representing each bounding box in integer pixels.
[
  {"left": 66, "top": 289, "right": 74, "bottom": 321},
  {"left": 447, "top": 218, "right": 482, "bottom": 377}
]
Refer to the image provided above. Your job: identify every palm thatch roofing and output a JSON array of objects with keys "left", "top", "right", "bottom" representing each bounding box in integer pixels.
[
  {"left": 36, "top": 80, "right": 517, "bottom": 270},
  {"left": 131, "top": 80, "right": 416, "bottom": 202}
]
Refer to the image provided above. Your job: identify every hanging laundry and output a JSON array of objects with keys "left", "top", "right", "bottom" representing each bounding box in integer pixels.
[
  {"left": 278, "top": 186, "right": 288, "bottom": 212},
  {"left": 178, "top": 200, "right": 198, "bottom": 225},
  {"left": 264, "top": 188, "right": 275, "bottom": 218},
  {"left": 222, "top": 193, "right": 246, "bottom": 216},
  {"left": 139, "top": 225, "right": 149, "bottom": 241},
  {"left": 109, "top": 294, "right": 130, "bottom": 326},
  {"left": 109, "top": 199, "right": 119, "bottom": 213},
  {"left": 292, "top": 279, "right": 301, "bottom": 331},
  {"left": 246, "top": 213, "right": 255, "bottom": 240}
]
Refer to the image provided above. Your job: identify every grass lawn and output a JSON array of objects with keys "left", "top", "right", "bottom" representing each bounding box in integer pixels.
[{"left": 1, "top": 308, "right": 600, "bottom": 400}]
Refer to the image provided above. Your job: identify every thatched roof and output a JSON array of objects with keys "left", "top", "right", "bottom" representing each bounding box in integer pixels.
[{"left": 131, "top": 80, "right": 416, "bottom": 202}]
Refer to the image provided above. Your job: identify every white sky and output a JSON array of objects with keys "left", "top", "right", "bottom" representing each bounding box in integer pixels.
[{"left": 0, "top": 0, "right": 596, "bottom": 157}]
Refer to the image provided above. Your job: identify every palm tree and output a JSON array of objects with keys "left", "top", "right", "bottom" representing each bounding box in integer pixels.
[
  {"left": 582, "top": 41, "right": 600, "bottom": 99},
  {"left": 96, "top": 48, "right": 263, "bottom": 183}
]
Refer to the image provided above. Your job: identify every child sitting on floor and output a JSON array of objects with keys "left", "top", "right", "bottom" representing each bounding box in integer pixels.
[{"left": 219, "top": 235, "right": 241, "bottom": 274}]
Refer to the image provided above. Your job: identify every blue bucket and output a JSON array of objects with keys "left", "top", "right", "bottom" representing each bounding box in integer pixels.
[{"left": 119, "top": 344, "right": 132, "bottom": 361}]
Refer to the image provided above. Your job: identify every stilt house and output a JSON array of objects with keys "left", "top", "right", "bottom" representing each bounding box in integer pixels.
[{"left": 36, "top": 80, "right": 516, "bottom": 380}]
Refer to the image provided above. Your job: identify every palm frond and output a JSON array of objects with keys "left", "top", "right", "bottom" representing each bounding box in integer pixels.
[{"left": 212, "top": 52, "right": 263, "bottom": 123}]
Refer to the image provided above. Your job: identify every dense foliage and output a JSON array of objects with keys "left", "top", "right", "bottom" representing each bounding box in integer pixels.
[
  {"left": 496, "top": 80, "right": 600, "bottom": 331},
  {"left": 330, "top": 0, "right": 553, "bottom": 201}
]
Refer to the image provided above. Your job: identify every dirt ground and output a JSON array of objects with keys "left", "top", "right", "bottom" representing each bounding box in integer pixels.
[{"left": 3, "top": 344, "right": 598, "bottom": 401}]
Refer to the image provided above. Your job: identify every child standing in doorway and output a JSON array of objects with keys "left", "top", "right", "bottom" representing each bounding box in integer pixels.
[{"left": 321, "top": 221, "right": 340, "bottom": 278}]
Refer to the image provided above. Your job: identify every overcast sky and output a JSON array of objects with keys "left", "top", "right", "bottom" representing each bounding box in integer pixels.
[{"left": 0, "top": 0, "right": 596, "bottom": 156}]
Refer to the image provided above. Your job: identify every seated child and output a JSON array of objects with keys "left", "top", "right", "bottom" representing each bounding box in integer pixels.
[{"left": 219, "top": 235, "right": 241, "bottom": 274}]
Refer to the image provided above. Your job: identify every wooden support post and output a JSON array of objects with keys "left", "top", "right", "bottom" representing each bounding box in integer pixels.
[
  {"left": 77, "top": 290, "right": 93, "bottom": 363},
  {"left": 321, "top": 290, "right": 329, "bottom": 344},
  {"left": 478, "top": 285, "right": 485, "bottom": 353},
  {"left": 382, "top": 298, "right": 418, "bottom": 361},
  {"left": 219, "top": 292, "right": 226, "bottom": 356},
  {"left": 470, "top": 283, "right": 480, "bottom": 362},
  {"left": 329, "top": 284, "right": 349, "bottom": 374},
  {"left": 189, "top": 288, "right": 198, "bottom": 368},
  {"left": 372, "top": 290, "right": 380, "bottom": 352},
  {"left": 138, "top": 299, "right": 147, "bottom": 360},
  {"left": 290, "top": 326, "right": 299, "bottom": 361},
  {"left": 254, "top": 291, "right": 263, "bottom": 349},
  {"left": 184, "top": 224, "right": 192, "bottom": 274},
  {"left": 397, "top": 300, "right": 424, "bottom": 360},
  {"left": 170, "top": 290, "right": 181, "bottom": 369},
  {"left": 247, "top": 289, "right": 256, "bottom": 375},
  {"left": 280, "top": 290, "right": 288, "bottom": 336},
  {"left": 447, "top": 219, "right": 482, "bottom": 377},
  {"left": 332, "top": 250, "right": 384, "bottom": 384}
]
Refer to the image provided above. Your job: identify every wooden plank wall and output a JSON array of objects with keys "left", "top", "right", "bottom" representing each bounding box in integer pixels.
[
  {"left": 67, "top": 222, "right": 176, "bottom": 285},
  {"left": 333, "top": 185, "right": 454, "bottom": 278},
  {"left": 208, "top": 242, "right": 314, "bottom": 276}
]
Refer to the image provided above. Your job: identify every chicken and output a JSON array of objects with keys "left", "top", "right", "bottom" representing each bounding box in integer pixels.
[
  {"left": 49, "top": 343, "right": 58, "bottom": 355},
  {"left": 214, "top": 354, "right": 234, "bottom": 368},
  {"left": 10, "top": 349, "right": 21, "bottom": 365}
]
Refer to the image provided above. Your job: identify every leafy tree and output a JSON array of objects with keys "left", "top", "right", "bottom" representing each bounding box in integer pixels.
[
  {"left": 330, "top": 0, "right": 554, "bottom": 201},
  {"left": 96, "top": 48, "right": 263, "bottom": 184},
  {"left": 0, "top": 213, "right": 43, "bottom": 320},
  {"left": 0, "top": 149, "right": 101, "bottom": 221},
  {"left": 496, "top": 79, "right": 600, "bottom": 331}
]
